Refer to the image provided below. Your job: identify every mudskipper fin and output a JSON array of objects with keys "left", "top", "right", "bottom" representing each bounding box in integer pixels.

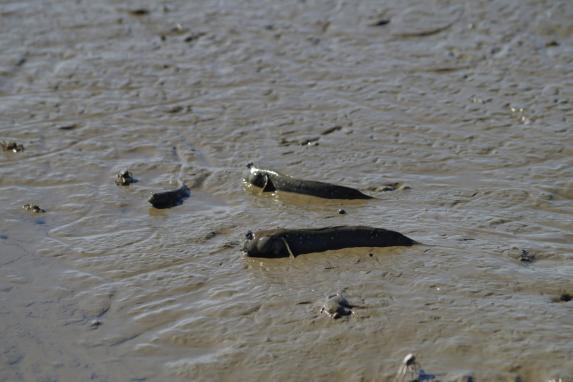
[
  {"left": 281, "top": 238, "right": 296, "bottom": 258},
  {"left": 262, "top": 174, "right": 276, "bottom": 192}
]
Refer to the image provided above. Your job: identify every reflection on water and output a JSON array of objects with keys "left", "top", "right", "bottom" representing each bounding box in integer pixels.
[{"left": 1, "top": 0, "right": 572, "bottom": 380}]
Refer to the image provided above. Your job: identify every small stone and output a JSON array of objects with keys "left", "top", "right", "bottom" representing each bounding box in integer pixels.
[
  {"left": 167, "top": 105, "right": 183, "bottom": 113},
  {"left": 519, "top": 249, "right": 535, "bottom": 263},
  {"left": 337, "top": 208, "right": 346, "bottom": 215},
  {"left": 320, "top": 125, "right": 342, "bottom": 135},
  {"left": 550, "top": 292, "right": 572, "bottom": 303},
  {"left": 115, "top": 170, "right": 136, "bottom": 186},
  {"left": 320, "top": 293, "right": 353, "bottom": 319},
  {"left": 1, "top": 141, "right": 24, "bottom": 152},
  {"left": 184, "top": 32, "right": 206, "bottom": 43},
  {"left": 22, "top": 204, "right": 46, "bottom": 213},
  {"left": 58, "top": 123, "right": 79, "bottom": 130},
  {"left": 128, "top": 9, "right": 149, "bottom": 16},
  {"left": 370, "top": 19, "right": 390, "bottom": 27},
  {"left": 559, "top": 293, "right": 572, "bottom": 302},
  {"left": 300, "top": 137, "right": 319, "bottom": 146}
]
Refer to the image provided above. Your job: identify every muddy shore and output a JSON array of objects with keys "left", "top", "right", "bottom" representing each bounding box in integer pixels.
[{"left": 1, "top": 0, "right": 572, "bottom": 380}]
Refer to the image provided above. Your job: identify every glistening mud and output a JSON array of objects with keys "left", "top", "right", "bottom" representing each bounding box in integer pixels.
[{"left": 1, "top": 0, "right": 572, "bottom": 381}]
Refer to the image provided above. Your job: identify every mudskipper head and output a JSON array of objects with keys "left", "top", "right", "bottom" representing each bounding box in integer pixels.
[
  {"left": 243, "top": 163, "right": 271, "bottom": 189},
  {"left": 148, "top": 192, "right": 173, "bottom": 209},
  {"left": 242, "top": 231, "right": 287, "bottom": 258}
]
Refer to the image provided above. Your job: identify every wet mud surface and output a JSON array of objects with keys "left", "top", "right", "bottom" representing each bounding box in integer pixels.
[{"left": 1, "top": 0, "right": 572, "bottom": 381}]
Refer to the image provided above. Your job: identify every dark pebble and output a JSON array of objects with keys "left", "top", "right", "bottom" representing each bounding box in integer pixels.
[
  {"left": 370, "top": 19, "right": 390, "bottom": 27},
  {"left": 58, "top": 123, "right": 79, "bottom": 130},
  {"left": 184, "top": 32, "right": 206, "bottom": 43},
  {"left": 551, "top": 292, "right": 572, "bottom": 303},
  {"left": 519, "top": 249, "right": 535, "bottom": 263},
  {"left": 321, "top": 125, "right": 342, "bottom": 136},
  {"left": 115, "top": 170, "right": 136, "bottom": 186},
  {"left": 128, "top": 9, "right": 149, "bottom": 16},
  {"left": 23, "top": 204, "right": 46, "bottom": 213},
  {"left": 167, "top": 105, "right": 183, "bottom": 113},
  {"left": 300, "top": 138, "right": 319, "bottom": 146},
  {"left": 338, "top": 208, "right": 346, "bottom": 215},
  {"left": 1, "top": 141, "right": 24, "bottom": 152}
]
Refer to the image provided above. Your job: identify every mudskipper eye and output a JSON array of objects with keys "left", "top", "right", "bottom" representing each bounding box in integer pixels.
[{"left": 245, "top": 231, "right": 254, "bottom": 240}]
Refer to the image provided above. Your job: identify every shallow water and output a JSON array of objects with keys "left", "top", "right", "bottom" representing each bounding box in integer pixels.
[{"left": 1, "top": 0, "right": 572, "bottom": 381}]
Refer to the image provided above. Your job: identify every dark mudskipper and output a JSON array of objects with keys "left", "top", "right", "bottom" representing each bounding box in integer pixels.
[
  {"left": 244, "top": 163, "right": 373, "bottom": 200},
  {"left": 243, "top": 226, "right": 417, "bottom": 258},
  {"left": 148, "top": 184, "right": 190, "bottom": 209}
]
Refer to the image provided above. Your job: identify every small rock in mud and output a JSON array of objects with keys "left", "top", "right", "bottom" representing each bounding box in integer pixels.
[
  {"left": 115, "top": 170, "right": 136, "bottom": 186},
  {"left": 552, "top": 292, "right": 572, "bottom": 303},
  {"left": 337, "top": 208, "right": 346, "bottom": 215},
  {"left": 22, "top": 204, "right": 46, "bottom": 214},
  {"left": 184, "top": 32, "right": 206, "bottom": 43},
  {"left": 519, "top": 249, "right": 535, "bottom": 263},
  {"left": 503, "top": 247, "right": 536, "bottom": 264},
  {"left": 320, "top": 125, "right": 342, "bottom": 135},
  {"left": 1, "top": 141, "right": 24, "bottom": 152},
  {"left": 166, "top": 105, "right": 184, "bottom": 114},
  {"left": 300, "top": 137, "right": 319, "bottom": 146},
  {"left": 320, "top": 293, "right": 353, "bottom": 319},
  {"left": 128, "top": 8, "right": 149, "bottom": 16},
  {"left": 58, "top": 123, "right": 79, "bottom": 130},
  {"left": 370, "top": 19, "right": 391, "bottom": 27}
]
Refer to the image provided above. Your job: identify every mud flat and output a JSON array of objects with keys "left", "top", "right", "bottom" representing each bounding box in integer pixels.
[{"left": 1, "top": 0, "right": 572, "bottom": 381}]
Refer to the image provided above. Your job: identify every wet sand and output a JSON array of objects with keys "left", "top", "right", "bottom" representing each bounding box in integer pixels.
[{"left": 1, "top": 0, "right": 572, "bottom": 380}]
